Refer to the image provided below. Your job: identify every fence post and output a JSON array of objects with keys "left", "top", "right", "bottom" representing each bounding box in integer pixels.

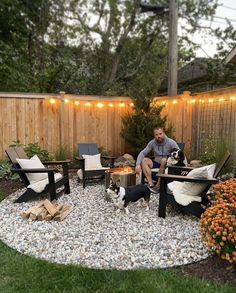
[{"left": 59, "top": 91, "right": 65, "bottom": 147}]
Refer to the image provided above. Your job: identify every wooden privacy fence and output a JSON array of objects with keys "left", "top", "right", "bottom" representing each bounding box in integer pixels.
[
  {"left": 1, "top": 86, "right": 236, "bottom": 162},
  {"left": 0, "top": 92, "right": 133, "bottom": 159},
  {"left": 154, "top": 86, "right": 236, "bottom": 161}
]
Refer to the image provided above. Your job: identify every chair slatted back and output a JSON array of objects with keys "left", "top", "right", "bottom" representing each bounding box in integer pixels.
[
  {"left": 77, "top": 143, "right": 99, "bottom": 156},
  {"left": 5, "top": 147, "right": 30, "bottom": 186},
  {"left": 213, "top": 150, "right": 231, "bottom": 178},
  {"left": 177, "top": 143, "right": 185, "bottom": 151}
]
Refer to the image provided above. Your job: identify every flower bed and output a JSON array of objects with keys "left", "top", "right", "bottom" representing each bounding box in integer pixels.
[{"left": 200, "top": 178, "right": 236, "bottom": 264}]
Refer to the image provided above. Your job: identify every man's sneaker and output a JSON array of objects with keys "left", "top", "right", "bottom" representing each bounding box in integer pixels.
[{"left": 148, "top": 185, "right": 160, "bottom": 194}]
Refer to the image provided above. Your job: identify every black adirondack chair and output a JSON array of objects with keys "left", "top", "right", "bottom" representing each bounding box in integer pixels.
[
  {"left": 5, "top": 147, "right": 70, "bottom": 203},
  {"left": 156, "top": 150, "right": 231, "bottom": 218},
  {"left": 76, "top": 143, "right": 116, "bottom": 188}
]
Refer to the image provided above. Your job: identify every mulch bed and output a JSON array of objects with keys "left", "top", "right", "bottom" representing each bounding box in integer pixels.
[{"left": 0, "top": 178, "right": 235, "bottom": 286}]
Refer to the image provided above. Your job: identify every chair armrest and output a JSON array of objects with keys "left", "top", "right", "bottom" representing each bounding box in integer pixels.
[
  {"left": 11, "top": 168, "right": 55, "bottom": 173},
  {"left": 75, "top": 156, "right": 85, "bottom": 161},
  {"left": 75, "top": 156, "right": 85, "bottom": 170},
  {"left": 156, "top": 173, "right": 218, "bottom": 184},
  {"left": 167, "top": 165, "right": 194, "bottom": 172},
  {"left": 42, "top": 160, "right": 71, "bottom": 165},
  {"left": 101, "top": 155, "right": 116, "bottom": 159}
]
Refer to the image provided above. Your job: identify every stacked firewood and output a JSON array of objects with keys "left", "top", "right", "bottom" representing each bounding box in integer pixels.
[{"left": 22, "top": 199, "right": 73, "bottom": 221}]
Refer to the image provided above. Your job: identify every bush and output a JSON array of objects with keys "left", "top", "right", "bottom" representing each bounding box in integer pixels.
[
  {"left": 0, "top": 158, "right": 19, "bottom": 181},
  {"left": 200, "top": 179, "right": 236, "bottom": 264},
  {"left": 25, "top": 143, "right": 52, "bottom": 161}
]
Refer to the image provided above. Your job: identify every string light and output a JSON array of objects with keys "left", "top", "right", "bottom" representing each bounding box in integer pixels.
[
  {"left": 208, "top": 99, "right": 214, "bottom": 103},
  {"left": 119, "top": 102, "right": 125, "bottom": 107},
  {"left": 74, "top": 101, "right": 80, "bottom": 106},
  {"left": 85, "top": 101, "right": 92, "bottom": 107},
  {"left": 219, "top": 97, "right": 225, "bottom": 102},
  {"left": 49, "top": 98, "right": 56, "bottom": 104},
  {"left": 129, "top": 102, "right": 134, "bottom": 107},
  {"left": 64, "top": 98, "right": 69, "bottom": 103},
  {"left": 97, "top": 102, "right": 104, "bottom": 108},
  {"left": 191, "top": 99, "right": 196, "bottom": 103},
  {"left": 230, "top": 96, "right": 235, "bottom": 101},
  {"left": 173, "top": 100, "right": 177, "bottom": 104},
  {"left": 108, "top": 103, "right": 114, "bottom": 107}
]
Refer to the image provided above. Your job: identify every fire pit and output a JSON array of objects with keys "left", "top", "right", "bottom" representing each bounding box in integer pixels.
[{"left": 105, "top": 167, "right": 136, "bottom": 188}]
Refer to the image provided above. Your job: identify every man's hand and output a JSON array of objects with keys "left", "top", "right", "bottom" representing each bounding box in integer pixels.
[{"left": 135, "top": 165, "right": 142, "bottom": 173}]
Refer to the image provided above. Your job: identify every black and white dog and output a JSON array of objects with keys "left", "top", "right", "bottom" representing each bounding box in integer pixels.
[
  {"left": 167, "top": 148, "right": 187, "bottom": 167},
  {"left": 106, "top": 180, "right": 151, "bottom": 214}
]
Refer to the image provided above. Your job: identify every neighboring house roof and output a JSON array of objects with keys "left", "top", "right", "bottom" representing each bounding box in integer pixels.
[
  {"left": 159, "top": 57, "right": 236, "bottom": 94},
  {"left": 159, "top": 58, "right": 210, "bottom": 92},
  {"left": 225, "top": 47, "right": 236, "bottom": 64}
]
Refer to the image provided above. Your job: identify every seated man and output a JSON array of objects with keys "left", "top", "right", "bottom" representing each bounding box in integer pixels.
[{"left": 135, "top": 127, "right": 180, "bottom": 193}]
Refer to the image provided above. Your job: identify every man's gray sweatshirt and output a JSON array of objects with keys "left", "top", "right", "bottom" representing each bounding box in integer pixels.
[{"left": 136, "top": 135, "right": 179, "bottom": 166}]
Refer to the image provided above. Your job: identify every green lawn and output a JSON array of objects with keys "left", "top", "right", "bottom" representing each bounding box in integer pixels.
[{"left": 0, "top": 190, "right": 234, "bottom": 293}]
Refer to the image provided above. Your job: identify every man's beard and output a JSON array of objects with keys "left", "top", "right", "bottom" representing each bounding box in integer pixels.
[{"left": 156, "top": 138, "right": 164, "bottom": 143}]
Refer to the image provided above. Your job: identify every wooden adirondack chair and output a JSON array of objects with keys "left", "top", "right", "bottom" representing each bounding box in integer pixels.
[
  {"left": 156, "top": 150, "right": 231, "bottom": 218},
  {"left": 76, "top": 143, "right": 116, "bottom": 188},
  {"left": 5, "top": 147, "right": 71, "bottom": 203}
]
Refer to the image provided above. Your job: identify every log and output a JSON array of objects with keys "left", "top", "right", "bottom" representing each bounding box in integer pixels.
[
  {"left": 22, "top": 200, "right": 44, "bottom": 219},
  {"left": 53, "top": 205, "right": 73, "bottom": 221},
  {"left": 45, "top": 213, "right": 53, "bottom": 221},
  {"left": 30, "top": 206, "right": 47, "bottom": 220},
  {"left": 43, "top": 199, "right": 60, "bottom": 217},
  {"left": 37, "top": 209, "right": 49, "bottom": 221}
]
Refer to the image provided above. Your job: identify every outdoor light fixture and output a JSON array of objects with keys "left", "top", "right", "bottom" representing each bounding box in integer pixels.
[
  {"left": 108, "top": 103, "right": 114, "bottom": 107},
  {"left": 74, "top": 101, "right": 80, "bottom": 106},
  {"left": 85, "top": 101, "right": 92, "bottom": 107},
  {"left": 64, "top": 98, "right": 69, "bottom": 103}
]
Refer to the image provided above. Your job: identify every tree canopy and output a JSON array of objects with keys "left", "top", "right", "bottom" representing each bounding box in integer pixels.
[{"left": 0, "top": 0, "right": 235, "bottom": 96}]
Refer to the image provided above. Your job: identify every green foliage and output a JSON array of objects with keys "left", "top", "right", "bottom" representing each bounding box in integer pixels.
[
  {"left": 1, "top": 0, "right": 233, "bottom": 96},
  {"left": 54, "top": 145, "right": 70, "bottom": 161},
  {"left": 24, "top": 143, "right": 52, "bottom": 161},
  {"left": 199, "top": 137, "right": 233, "bottom": 174},
  {"left": 121, "top": 97, "right": 173, "bottom": 156},
  {"left": 0, "top": 158, "right": 19, "bottom": 181}
]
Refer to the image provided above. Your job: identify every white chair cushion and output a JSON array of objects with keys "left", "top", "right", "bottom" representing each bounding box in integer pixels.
[
  {"left": 168, "top": 163, "right": 216, "bottom": 206},
  {"left": 28, "top": 173, "right": 62, "bottom": 193},
  {"left": 82, "top": 153, "right": 103, "bottom": 170},
  {"left": 16, "top": 155, "right": 48, "bottom": 184}
]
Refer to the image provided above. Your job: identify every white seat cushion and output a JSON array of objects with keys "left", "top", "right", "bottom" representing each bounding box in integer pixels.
[
  {"left": 168, "top": 163, "right": 216, "bottom": 206},
  {"left": 28, "top": 173, "right": 62, "bottom": 193},
  {"left": 16, "top": 155, "right": 48, "bottom": 184}
]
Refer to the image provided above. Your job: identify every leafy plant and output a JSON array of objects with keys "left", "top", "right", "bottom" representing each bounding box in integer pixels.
[
  {"left": 0, "top": 158, "right": 19, "bottom": 181},
  {"left": 199, "top": 138, "right": 233, "bottom": 174},
  {"left": 25, "top": 143, "right": 52, "bottom": 161},
  {"left": 55, "top": 145, "right": 70, "bottom": 161},
  {"left": 200, "top": 179, "right": 236, "bottom": 264}
]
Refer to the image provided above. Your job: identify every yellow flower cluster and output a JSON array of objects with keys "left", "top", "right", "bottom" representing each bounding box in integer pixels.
[{"left": 200, "top": 179, "right": 236, "bottom": 264}]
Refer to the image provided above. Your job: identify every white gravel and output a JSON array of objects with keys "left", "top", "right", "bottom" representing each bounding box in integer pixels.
[{"left": 0, "top": 178, "right": 210, "bottom": 270}]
